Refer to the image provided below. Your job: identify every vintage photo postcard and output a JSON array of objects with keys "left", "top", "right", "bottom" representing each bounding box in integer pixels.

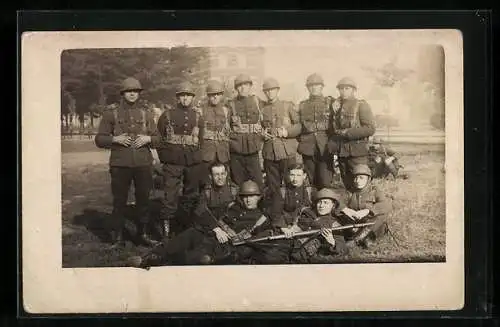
[{"left": 21, "top": 29, "right": 464, "bottom": 313}]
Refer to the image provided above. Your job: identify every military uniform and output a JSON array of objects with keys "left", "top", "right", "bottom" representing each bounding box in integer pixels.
[
  {"left": 200, "top": 80, "right": 232, "bottom": 186},
  {"left": 268, "top": 184, "right": 313, "bottom": 230},
  {"left": 131, "top": 181, "right": 271, "bottom": 266},
  {"left": 328, "top": 77, "right": 376, "bottom": 189},
  {"left": 95, "top": 77, "right": 160, "bottom": 246},
  {"left": 297, "top": 74, "right": 335, "bottom": 189},
  {"left": 261, "top": 78, "right": 302, "bottom": 195},
  {"left": 339, "top": 165, "right": 392, "bottom": 247},
  {"left": 228, "top": 74, "right": 265, "bottom": 189},
  {"left": 156, "top": 82, "right": 205, "bottom": 237},
  {"left": 292, "top": 189, "right": 347, "bottom": 263}
]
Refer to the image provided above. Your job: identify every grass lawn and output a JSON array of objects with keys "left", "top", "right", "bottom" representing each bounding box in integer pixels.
[{"left": 61, "top": 140, "right": 446, "bottom": 267}]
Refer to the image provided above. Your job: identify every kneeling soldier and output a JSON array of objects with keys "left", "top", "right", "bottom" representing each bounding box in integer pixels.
[
  {"left": 128, "top": 180, "right": 270, "bottom": 267},
  {"left": 340, "top": 164, "right": 392, "bottom": 248},
  {"left": 368, "top": 137, "right": 408, "bottom": 180},
  {"left": 288, "top": 188, "right": 348, "bottom": 264}
]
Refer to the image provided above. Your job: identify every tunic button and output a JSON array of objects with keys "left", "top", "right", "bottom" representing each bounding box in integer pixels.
[{"left": 184, "top": 123, "right": 188, "bottom": 127}]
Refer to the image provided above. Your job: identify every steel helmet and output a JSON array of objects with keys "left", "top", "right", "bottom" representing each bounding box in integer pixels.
[
  {"left": 336, "top": 77, "right": 357, "bottom": 89},
  {"left": 234, "top": 74, "right": 253, "bottom": 88},
  {"left": 175, "top": 81, "right": 196, "bottom": 96},
  {"left": 352, "top": 164, "right": 372, "bottom": 177},
  {"left": 306, "top": 73, "right": 324, "bottom": 86},
  {"left": 239, "top": 180, "right": 261, "bottom": 196},
  {"left": 372, "top": 137, "right": 384, "bottom": 144},
  {"left": 206, "top": 80, "right": 225, "bottom": 95},
  {"left": 262, "top": 77, "right": 280, "bottom": 91},
  {"left": 314, "top": 188, "right": 342, "bottom": 203},
  {"left": 120, "top": 77, "right": 143, "bottom": 93}
]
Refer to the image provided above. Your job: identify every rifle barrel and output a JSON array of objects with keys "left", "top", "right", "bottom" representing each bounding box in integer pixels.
[{"left": 233, "top": 222, "right": 375, "bottom": 246}]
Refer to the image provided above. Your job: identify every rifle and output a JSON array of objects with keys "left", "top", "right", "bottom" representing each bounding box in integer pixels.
[{"left": 232, "top": 222, "right": 376, "bottom": 246}]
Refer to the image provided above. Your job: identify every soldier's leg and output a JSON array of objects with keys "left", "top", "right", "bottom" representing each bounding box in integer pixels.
[
  {"left": 245, "top": 153, "right": 264, "bottom": 190},
  {"left": 109, "top": 166, "right": 134, "bottom": 246},
  {"left": 133, "top": 166, "right": 159, "bottom": 246},
  {"left": 179, "top": 163, "right": 204, "bottom": 232},
  {"left": 263, "top": 159, "right": 281, "bottom": 196},
  {"left": 280, "top": 155, "right": 297, "bottom": 187},
  {"left": 199, "top": 160, "right": 213, "bottom": 190},
  {"left": 302, "top": 155, "right": 316, "bottom": 188},
  {"left": 160, "top": 164, "right": 183, "bottom": 238},
  {"left": 229, "top": 152, "right": 246, "bottom": 186},
  {"left": 317, "top": 152, "right": 334, "bottom": 189}
]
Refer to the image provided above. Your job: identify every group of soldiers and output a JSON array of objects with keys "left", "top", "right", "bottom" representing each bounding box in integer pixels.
[{"left": 95, "top": 73, "right": 405, "bottom": 267}]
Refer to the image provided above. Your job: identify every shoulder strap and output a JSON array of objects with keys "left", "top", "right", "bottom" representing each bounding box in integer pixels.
[
  {"left": 253, "top": 95, "right": 263, "bottom": 122},
  {"left": 351, "top": 99, "right": 361, "bottom": 128}
]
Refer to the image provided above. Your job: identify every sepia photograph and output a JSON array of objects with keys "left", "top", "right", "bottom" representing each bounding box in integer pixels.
[
  {"left": 60, "top": 44, "right": 446, "bottom": 268},
  {"left": 22, "top": 29, "right": 463, "bottom": 313}
]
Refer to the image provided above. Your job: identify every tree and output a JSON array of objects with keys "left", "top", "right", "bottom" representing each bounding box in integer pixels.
[{"left": 61, "top": 47, "right": 209, "bottom": 130}]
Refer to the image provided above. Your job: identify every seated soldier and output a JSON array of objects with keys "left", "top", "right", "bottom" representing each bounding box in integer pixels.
[
  {"left": 368, "top": 137, "right": 408, "bottom": 179},
  {"left": 128, "top": 180, "right": 271, "bottom": 268},
  {"left": 257, "top": 188, "right": 348, "bottom": 265},
  {"left": 266, "top": 163, "right": 313, "bottom": 236},
  {"left": 339, "top": 164, "right": 392, "bottom": 248}
]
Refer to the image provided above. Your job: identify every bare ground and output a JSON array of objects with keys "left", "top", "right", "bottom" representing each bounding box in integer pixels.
[{"left": 61, "top": 140, "right": 446, "bottom": 267}]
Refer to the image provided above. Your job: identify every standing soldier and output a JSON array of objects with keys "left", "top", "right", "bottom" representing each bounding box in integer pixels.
[
  {"left": 297, "top": 73, "right": 335, "bottom": 189},
  {"left": 156, "top": 81, "right": 205, "bottom": 238},
  {"left": 227, "top": 74, "right": 265, "bottom": 190},
  {"left": 260, "top": 77, "right": 302, "bottom": 196},
  {"left": 95, "top": 77, "right": 160, "bottom": 247},
  {"left": 329, "top": 77, "right": 376, "bottom": 189},
  {"left": 199, "top": 80, "right": 232, "bottom": 188}
]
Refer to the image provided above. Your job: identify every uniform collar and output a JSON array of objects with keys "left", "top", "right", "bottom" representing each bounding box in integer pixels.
[
  {"left": 121, "top": 100, "right": 139, "bottom": 110},
  {"left": 308, "top": 94, "right": 324, "bottom": 100},
  {"left": 266, "top": 97, "right": 279, "bottom": 105}
]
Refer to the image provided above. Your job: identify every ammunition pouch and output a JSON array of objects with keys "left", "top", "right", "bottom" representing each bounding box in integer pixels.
[
  {"left": 203, "top": 129, "right": 230, "bottom": 142},
  {"left": 303, "top": 121, "right": 329, "bottom": 133},
  {"left": 233, "top": 123, "right": 263, "bottom": 134},
  {"left": 166, "top": 134, "right": 199, "bottom": 146}
]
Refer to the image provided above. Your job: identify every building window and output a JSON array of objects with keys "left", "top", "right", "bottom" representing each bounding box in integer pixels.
[{"left": 227, "top": 54, "right": 239, "bottom": 68}]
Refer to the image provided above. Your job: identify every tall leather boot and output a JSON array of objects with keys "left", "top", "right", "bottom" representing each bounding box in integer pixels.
[
  {"left": 138, "top": 223, "right": 160, "bottom": 247},
  {"left": 110, "top": 228, "right": 125, "bottom": 248}
]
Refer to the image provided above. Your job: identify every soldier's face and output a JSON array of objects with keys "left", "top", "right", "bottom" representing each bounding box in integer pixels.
[
  {"left": 210, "top": 166, "right": 228, "bottom": 187},
  {"left": 242, "top": 195, "right": 260, "bottom": 209},
  {"left": 178, "top": 94, "right": 194, "bottom": 107},
  {"left": 338, "top": 86, "right": 355, "bottom": 99},
  {"left": 307, "top": 84, "right": 323, "bottom": 96},
  {"left": 353, "top": 174, "right": 370, "bottom": 190},
  {"left": 316, "top": 199, "right": 334, "bottom": 216},
  {"left": 289, "top": 169, "right": 306, "bottom": 187},
  {"left": 208, "top": 93, "right": 223, "bottom": 106},
  {"left": 264, "top": 88, "right": 279, "bottom": 101},
  {"left": 236, "top": 83, "right": 252, "bottom": 97},
  {"left": 123, "top": 91, "right": 140, "bottom": 103}
]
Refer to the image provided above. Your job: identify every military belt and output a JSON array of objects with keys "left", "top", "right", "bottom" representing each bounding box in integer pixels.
[
  {"left": 166, "top": 134, "right": 199, "bottom": 146},
  {"left": 203, "top": 129, "right": 230, "bottom": 141},
  {"left": 233, "top": 123, "right": 263, "bottom": 134}
]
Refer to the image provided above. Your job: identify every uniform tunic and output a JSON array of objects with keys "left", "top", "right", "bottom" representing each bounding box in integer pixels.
[
  {"left": 268, "top": 185, "right": 312, "bottom": 229},
  {"left": 343, "top": 183, "right": 392, "bottom": 238},
  {"left": 201, "top": 102, "right": 231, "bottom": 164},
  {"left": 193, "top": 184, "right": 237, "bottom": 231}
]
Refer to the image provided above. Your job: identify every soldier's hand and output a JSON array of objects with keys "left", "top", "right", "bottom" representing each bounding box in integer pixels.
[
  {"left": 280, "top": 227, "right": 294, "bottom": 239},
  {"left": 112, "top": 134, "right": 133, "bottom": 147},
  {"left": 262, "top": 130, "right": 274, "bottom": 141},
  {"left": 321, "top": 228, "right": 336, "bottom": 246},
  {"left": 341, "top": 207, "right": 357, "bottom": 219},
  {"left": 277, "top": 127, "right": 288, "bottom": 138},
  {"left": 354, "top": 209, "right": 370, "bottom": 219},
  {"left": 132, "top": 135, "right": 152, "bottom": 148},
  {"left": 213, "top": 227, "right": 230, "bottom": 244}
]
